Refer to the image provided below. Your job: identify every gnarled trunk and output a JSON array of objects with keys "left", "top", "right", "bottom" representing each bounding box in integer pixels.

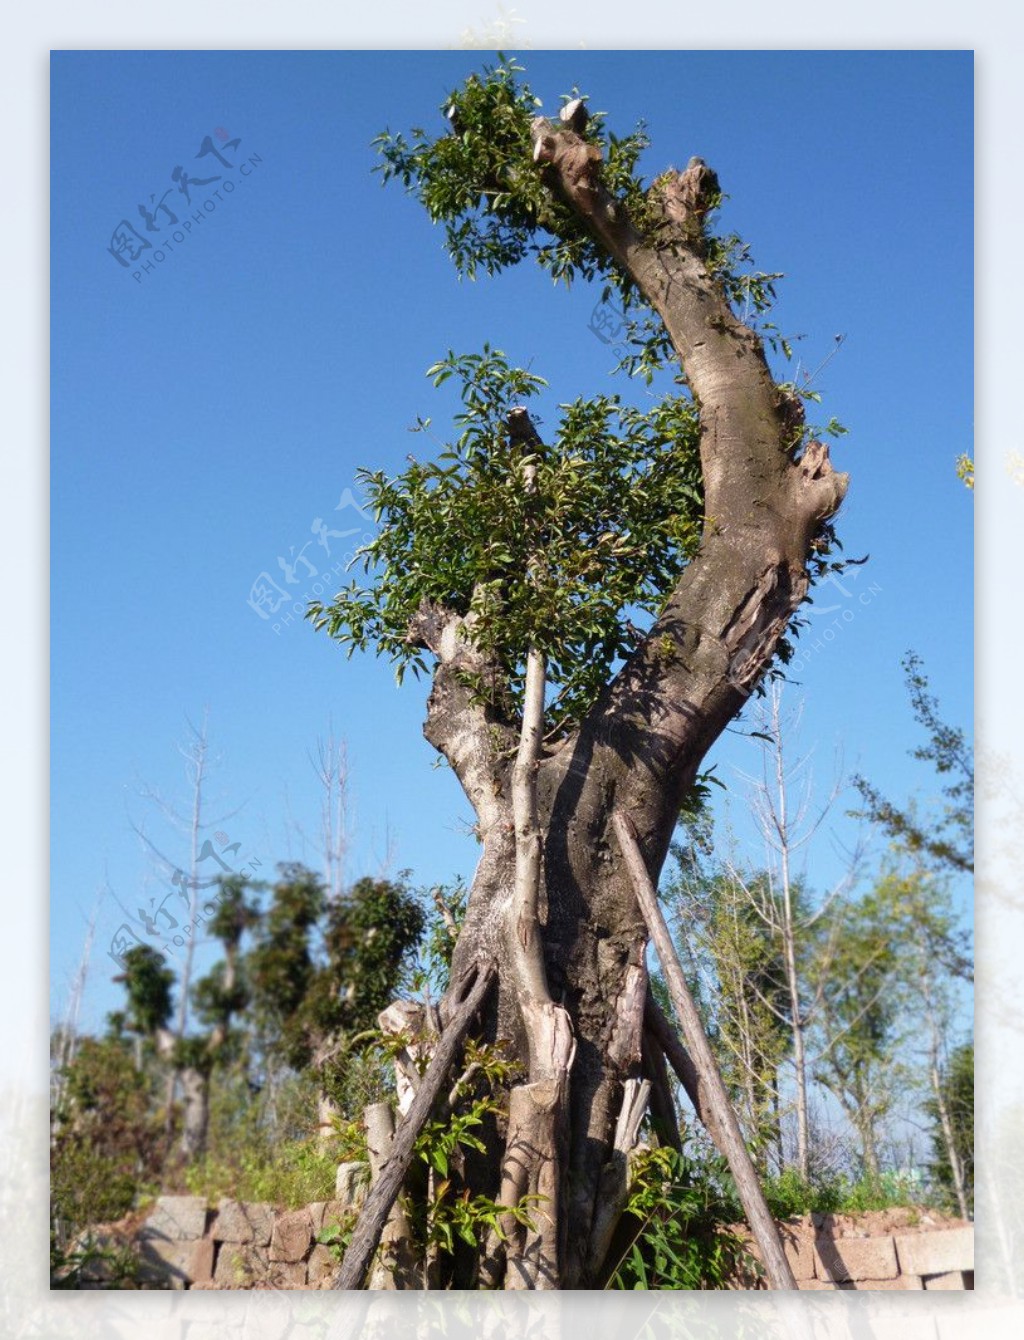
[{"left": 337, "top": 98, "right": 846, "bottom": 1290}]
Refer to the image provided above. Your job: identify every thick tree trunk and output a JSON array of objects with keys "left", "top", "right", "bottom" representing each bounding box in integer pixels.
[
  {"left": 179, "top": 1067, "right": 209, "bottom": 1161},
  {"left": 348, "top": 97, "right": 847, "bottom": 1289}
]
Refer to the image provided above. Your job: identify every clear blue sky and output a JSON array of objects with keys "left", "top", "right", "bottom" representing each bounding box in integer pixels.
[{"left": 50, "top": 50, "right": 973, "bottom": 1034}]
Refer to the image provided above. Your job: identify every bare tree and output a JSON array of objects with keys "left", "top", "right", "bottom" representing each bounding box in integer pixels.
[
  {"left": 727, "top": 683, "right": 859, "bottom": 1181},
  {"left": 50, "top": 887, "right": 103, "bottom": 1150},
  {"left": 310, "top": 725, "right": 350, "bottom": 901}
]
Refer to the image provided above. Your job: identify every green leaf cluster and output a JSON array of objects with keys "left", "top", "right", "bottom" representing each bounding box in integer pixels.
[
  {"left": 605, "top": 1145, "right": 751, "bottom": 1289},
  {"left": 373, "top": 57, "right": 648, "bottom": 292},
  {"left": 309, "top": 347, "right": 703, "bottom": 731}
]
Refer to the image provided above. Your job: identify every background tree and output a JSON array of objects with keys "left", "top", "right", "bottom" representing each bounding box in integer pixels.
[
  {"left": 877, "top": 860, "right": 973, "bottom": 1216},
  {"left": 853, "top": 652, "right": 973, "bottom": 874},
  {"left": 50, "top": 1025, "right": 164, "bottom": 1243},
  {"left": 309, "top": 57, "right": 849, "bottom": 1288},
  {"left": 174, "top": 875, "right": 261, "bottom": 1159},
  {"left": 245, "top": 865, "right": 425, "bottom": 1147},
  {"left": 810, "top": 875, "right": 910, "bottom": 1182},
  {"left": 670, "top": 845, "right": 793, "bottom": 1173},
  {"left": 927, "top": 1041, "right": 973, "bottom": 1216}
]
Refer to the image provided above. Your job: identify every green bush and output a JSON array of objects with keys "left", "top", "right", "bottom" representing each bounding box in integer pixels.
[
  {"left": 759, "top": 1166, "right": 926, "bottom": 1219},
  {"left": 605, "top": 1146, "right": 752, "bottom": 1290},
  {"left": 51, "top": 1035, "right": 164, "bottom": 1236},
  {"left": 185, "top": 1134, "right": 346, "bottom": 1209}
]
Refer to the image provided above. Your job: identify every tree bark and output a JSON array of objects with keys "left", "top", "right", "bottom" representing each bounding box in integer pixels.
[{"left": 179, "top": 1067, "right": 209, "bottom": 1161}]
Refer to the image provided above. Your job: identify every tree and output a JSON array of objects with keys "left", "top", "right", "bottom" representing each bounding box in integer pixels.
[
  {"left": 245, "top": 865, "right": 425, "bottom": 1145},
  {"left": 726, "top": 684, "right": 857, "bottom": 1182},
  {"left": 309, "top": 58, "right": 848, "bottom": 1288},
  {"left": 176, "top": 875, "right": 261, "bottom": 1159},
  {"left": 880, "top": 862, "right": 973, "bottom": 1217},
  {"left": 670, "top": 848, "right": 793, "bottom": 1173},
  {"left": 927, "top": 1041, "right": 973, "bottom": 1216},
  {"left": 810, "top": 874, "right": 911, "bottom": 1182},
  {"left": 50, "top": 1030, "right": 164, "bottom": 1238},
  {"left": 853, "top": 652, "right": 973, "bottom": 874}
]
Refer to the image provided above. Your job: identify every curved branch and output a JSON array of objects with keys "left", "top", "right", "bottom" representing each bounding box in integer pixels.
[
  {"left": 408, "top": 599, "right": 517, "bottom": 834},
  {"left": 530, "top": 106, "right": 847, "bottom": 834}
]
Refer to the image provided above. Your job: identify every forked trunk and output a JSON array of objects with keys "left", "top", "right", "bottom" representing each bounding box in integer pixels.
[{"left": 334, "top": 93, "right": 847, "bottom": 1290}]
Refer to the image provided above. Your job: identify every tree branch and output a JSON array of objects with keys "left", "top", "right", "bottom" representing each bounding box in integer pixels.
[
  {"left": 408, "top": 598, "right": 517, "bottom": 835},
  {"left": 528, "top": 108, "right": 848, "bottom": 833}
]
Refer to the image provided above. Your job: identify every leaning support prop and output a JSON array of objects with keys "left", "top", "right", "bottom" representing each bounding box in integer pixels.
[
  {"left": 612, "top": 810, "right": 797, "bottom": 1291},
  {"left": 333, "top": 961, "right": 496, "bottom": 1290}
]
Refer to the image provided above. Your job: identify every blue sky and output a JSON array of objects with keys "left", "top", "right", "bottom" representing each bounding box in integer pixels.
[{"left": 50, "top": 50, "right": 973, "bottom": 1035}]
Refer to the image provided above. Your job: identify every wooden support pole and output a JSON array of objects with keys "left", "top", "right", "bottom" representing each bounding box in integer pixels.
[
  {"left": 612, "top": 810, "right": 797, "bottom": 1291},
  {"left": 332, "top": 962, "right": 496, "bottom": 1290},
  {"left": 645, "top": 992, "right": 722, "bottom": 1144}
]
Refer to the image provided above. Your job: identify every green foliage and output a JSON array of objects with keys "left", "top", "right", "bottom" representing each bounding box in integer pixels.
[
  {"left": 113, "top": 944, "right": 175, "bottom": 1038},
  {"left": 927, "top": 1041, "right": 973, "bottom": 1215},
  {"left": 758, "top": 1167, "right": 924, "bottom": 1219},
  {"left": 324, "top": 875, "right": 427, "bottom": 1033},
  {"left": 411, "top": 882, "right": 468, "bottom": 998},
  {"left": 373, "top": 57, "right": 648, "bottom": 294},
  {"left": 310, "top": 58, "right": 853, "bottom": 728},
  {"left": 309, "top": 347, "right": 704, "bottom": 730},
  {"left": 51, "top": 1035, "right": 164, "bottom": 1235},
  {"left": 853, "top": 652, "right": 974, "bottom": 874},
  {"left": 50, "top": 1230, "right": 142, "bottom": 1290},
  {"left": 246, "top": 866, "right": 424, "bottom": 1082},
  {"left": 52, "top": 1140, "right": 148, "bottom": 1235},
  {"left": 406, "top": 1038, "right": 534, "bottom": 1266},
  {"left": 414, "top": 1037, "right": 521, "bottom": 1180},
  {"left": 425, "top": 1184, "right": 541, "bottom": 1259},
  {"left": 180, "top": 1059, "right": 367, "bottom": 1208},
  {"left": 317, "top": 1213, "right": 359, "bottom": 1264},
  {"left": 956, "top": 453, "right": 974, "bottom": 490},
  {"left": 206, "top": 874, "right": 262, "bottom": 950},
  {"left": 809, "top": 874, "right": 916, "bottom": 1174},
  {"left": 667, "top": 830, "right": 809, "bottom": 1171},
  {"left": 605, "top": 1146, "right": 752, "bottom": 1290},
  {"left": 190, "top": 965, "right": 250, "bottom": 1035},
  {"left": 373, "top": 57, "right": 790, "bottom": 363},
  {"left": 246, "top": 865, "right": 324, "bottom": 1064},
  {"left": 185, "top": 1130, "right": 342, "bottom": 1209}
]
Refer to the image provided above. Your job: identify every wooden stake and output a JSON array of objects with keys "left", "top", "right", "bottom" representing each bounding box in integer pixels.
[
  {"left": 332, "top": 962, "right": 495, "bottom": 1290},
  {"left": 612, "top": 810, "right": 797, "bottom": 1291}
]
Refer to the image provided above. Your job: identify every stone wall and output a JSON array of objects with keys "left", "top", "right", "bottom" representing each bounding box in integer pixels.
[
  {"left": 66, "top": 1161, "right": 371, "bottom": 1291},
  {"left": 69, "top": 1188, "right": 973, "bottom": 1291},
  {"left": 734, "top": 1209, "right": 974, "bottom": 1291}
]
